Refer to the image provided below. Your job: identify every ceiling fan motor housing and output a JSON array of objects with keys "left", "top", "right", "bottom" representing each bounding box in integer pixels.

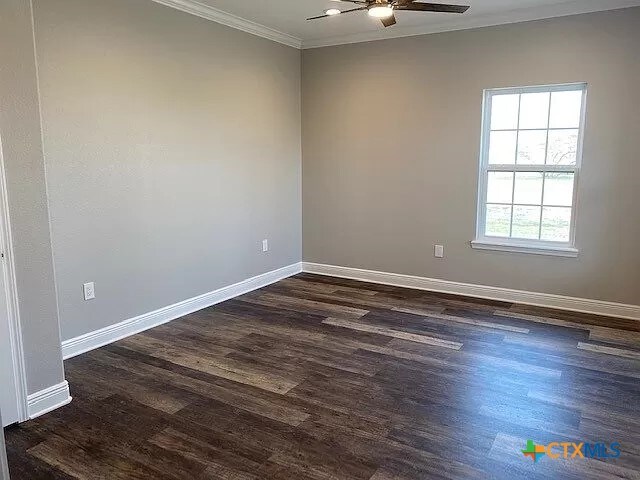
[{"left": 369, "top": 0, "right": 392, "bottom": 8}]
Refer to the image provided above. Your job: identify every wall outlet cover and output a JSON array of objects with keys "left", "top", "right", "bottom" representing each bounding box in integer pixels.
[{"left": 83, "top": 282, "right": 96, "bottom": 301}]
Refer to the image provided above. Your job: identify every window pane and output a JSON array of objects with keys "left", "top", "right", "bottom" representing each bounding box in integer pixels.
[
  {"left": 549, "top": 90, "right": 583, "bottom": 128},
  {"left": 519, "top": 92, "right": 550, "bottom": 129},
  {"left": 487, "top": 172, "right": 514, "bottom": 204},
  {"left": 517, "top": 130, "right": 547, "bottom": 165},
  {"left": 486, "top": 204, "right": 511, "bottom": 237},
  {"left": 541, "top": 207, "right": 572, "bottom": 242},
  {"left": 514, "top": 172, "right": 543, "bottom": 205},
  {"left": 512, "top": 206, "right": 541, "bottom": 240},
  {"left": 489, "top": 131, "right": 516, "bottom": 165},
  {"left": 491, "top": 94, "right": 519, "bottom": 130},
  {"left": 547, "top": 129, "right": 579, "bottom": 166},
  {"left": 544, "top": 173, "right": 574, "bottom": 206}
]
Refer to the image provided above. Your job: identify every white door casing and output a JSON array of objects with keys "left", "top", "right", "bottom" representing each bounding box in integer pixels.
[
  {"left": 0, "top": 268, "right": 18, "bottom": 426},
  {"left": 0, "top": 139, "right": 27, "bottom": 427}
]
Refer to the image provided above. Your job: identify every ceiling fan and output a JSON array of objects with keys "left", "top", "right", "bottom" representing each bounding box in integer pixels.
[{"left": 308, "top": 1, "right": 470, "bottom": 28}]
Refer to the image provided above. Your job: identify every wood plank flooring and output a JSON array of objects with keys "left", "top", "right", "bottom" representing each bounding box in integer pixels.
[{"left": 5, "top": 273, "right": 640, "bottom": 479}]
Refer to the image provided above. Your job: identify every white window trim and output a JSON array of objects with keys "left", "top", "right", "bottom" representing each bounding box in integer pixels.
[{"left": 473, "top": 83, "right": 587, "bottom": 257}]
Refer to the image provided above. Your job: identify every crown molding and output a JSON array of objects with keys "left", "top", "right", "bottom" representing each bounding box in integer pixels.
[
  {"left": 301, "top": 0, "right": 640, "bottom": 49},
  {"left": 150, "top": 0, "right": 303, "bottom": 49},
  {"left": 148, "top": 0, "right": 640, "bottom": 51}
]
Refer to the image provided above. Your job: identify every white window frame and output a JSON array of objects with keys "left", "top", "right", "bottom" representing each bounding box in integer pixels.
[{"left": 472, "top": 83, "right": 587, "bottom": 257}]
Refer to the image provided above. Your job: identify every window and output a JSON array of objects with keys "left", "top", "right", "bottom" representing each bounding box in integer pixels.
[{"left": 473, "top": 83, "right": 587, "bottom": 257}]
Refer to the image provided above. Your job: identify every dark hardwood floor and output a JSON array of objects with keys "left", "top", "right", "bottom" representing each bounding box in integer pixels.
[{"left": 5, "top": 273, "right": 640, "bottom": 479}]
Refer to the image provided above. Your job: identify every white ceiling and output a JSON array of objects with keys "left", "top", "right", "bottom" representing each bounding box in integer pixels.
[{"left": 175, "top": 0, "right": 640, "bottom": 47}]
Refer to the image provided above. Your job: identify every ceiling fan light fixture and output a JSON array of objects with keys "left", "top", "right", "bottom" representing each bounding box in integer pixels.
[
  {"left": 307, "top": 2, "right": 470, "bottom": 24},
  {"left": 368, "top": 5, "right": 394, "bottom": 18}
]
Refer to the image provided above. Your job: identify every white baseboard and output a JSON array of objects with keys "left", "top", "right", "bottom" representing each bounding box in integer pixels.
[
  {"left": 302, "top": 262, "right": 640, "bottom": 321},
  {"left": 27, "top": 381, "right": 72, "bottom": 420},
  {"left": 62, "top": 262, "right": 302, "bottom": 360}
]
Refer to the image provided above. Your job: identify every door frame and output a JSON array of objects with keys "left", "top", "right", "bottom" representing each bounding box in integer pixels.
[{"left": 0, "top": 137, "right": 28, "bottom": 424}]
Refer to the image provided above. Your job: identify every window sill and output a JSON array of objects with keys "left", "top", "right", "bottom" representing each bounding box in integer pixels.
[{"left": 471, "top": 240, "right": 579, "bottom": 258}]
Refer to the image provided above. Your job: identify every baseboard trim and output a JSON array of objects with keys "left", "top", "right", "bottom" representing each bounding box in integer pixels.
[
  {"left": 62, "top": 262, "right": 302, "bottom": 359},
  {"left": 27, "top": 381, "right": 72, "bottom": 420},
  {"left": 302, "top": 262, "right": 640, "bottom": 321}
]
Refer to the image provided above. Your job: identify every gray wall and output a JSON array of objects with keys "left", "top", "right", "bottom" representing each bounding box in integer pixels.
[
  {"left": 0, "top": 0, "right": 65, "bottom": 395},
  {"left": 32, "top": 0, "right": 302, "bottom": 341},
  {"left": 303, "top": 8, "right": 640, "bottom": 305}
]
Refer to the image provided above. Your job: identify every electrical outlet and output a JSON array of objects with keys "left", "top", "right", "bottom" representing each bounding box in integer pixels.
[
  {"left": 262, "top": 239, "right": 269, "bottom": 253},
  {"left": 434, "top": 245, "right": 444, "bottom": 258},
  {"left": 83, "top": 282, "right": 95, "bottom": 301}
]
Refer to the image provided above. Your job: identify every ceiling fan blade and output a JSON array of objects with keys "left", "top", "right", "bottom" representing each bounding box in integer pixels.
[
  {"left": 381, "top": 14, "right": 397, "bottom": 27},
  {"left": 307, "top": 6, "right": 366, "bottom": 20},
  {"left": 307, "top": 13, "right": 334, "bottom": 20},
  {"left": 395, "top": 3, "right": 470, "bottom": 13}
]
